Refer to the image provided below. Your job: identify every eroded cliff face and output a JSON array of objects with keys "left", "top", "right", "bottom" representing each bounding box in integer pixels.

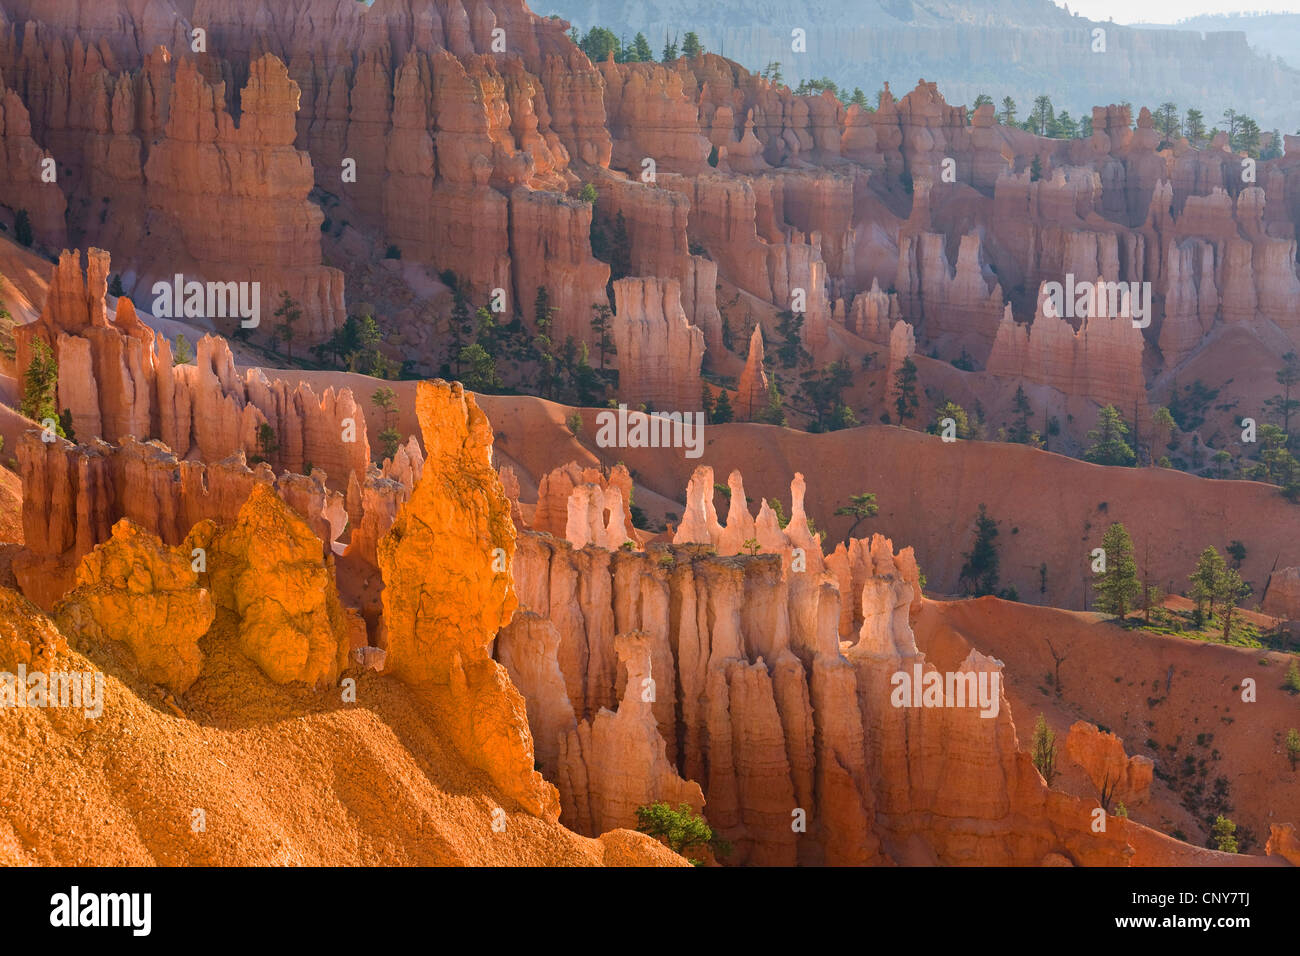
[
  {"left": 10, "top": 247, "right": 399, "bottom": 607},
  {"left": 502, "top": 462, "right": 1148, "bottom": 865},
  {"left": 12, "top": 2, "right": 1300, "bottom": 427},
  {"left": 0, "top": 0, "right": 621, "bottom": 346},
  {"left": 611, "top": 276, "right": 706, "bottom": 412},
  {"left": 0, "top": 551, "right": 679, "bottom": 866},
  {"left": 15, "top": 248, "right": 370, "bottom": 474},
  {"left": 1064, "top": 721, "right": 1154, "bottom": 809},
  {"left": 142, "top": 54, "right": 346, "bottom": 344},
  {"left": 0, "top": 69, "right": 66, "bottom": 248},
  {"left": 986, "top": 281, "right": 1148, "bottom": 415},
  {"left": 4, "top": 0, "right": 1300, "bottom": 869}
]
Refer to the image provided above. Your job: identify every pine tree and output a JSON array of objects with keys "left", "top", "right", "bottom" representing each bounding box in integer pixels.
[
  {"left": 459, "top": 343, "right": 501, "bottom": 393},
  {"left": 1155, "top": 101, "right": 1180, "bottom": 142},
  {"left": 1031, "top": 95, "right": 1054, "bottom": 135},
  {"left": 1084, "top": 405, "right": 1136, "bottom": 466},
  {"left": 774, "top": 310, "right": 809, "bottom": 368},
  {"left": 1007, "top": 385, "right": 1038, "bottom": 444},
  {"left": 929, "top": 400, "right": 970, "bottom": 438},
  {"left": 1032, "top": 714, "right": 1057, "bottom": 785},
  {"left": 712, "top": 387, "right": 734, "bottom": 423},
  {"left": 959, "top": 504, "right": 1000, "bottom": 597},
  {"left": 894, "top": 357, "right": 919, "bottom": 423},
  {"left": 474, "top": 306, "right": 498, "bottom": 354},
  {"left": 661, "top": 33, "right": 678, "bottom": 62},
  {"left": 1000, "top": 96, "right": 1017, "bottom": 126},
  {"left": 755, "top": 377, "right": 786, "bottom": 426},
  {"left": 1234, "top": 115, "right": 1261, "bottom": 156},
  {"left": 253, "top": 422, "right": 279, "bottom": 465},
  {"left": 1151, "top": 406, "right": 1176, "bottom": 463},
  {"left": 14, "top": 209, "right": 33, "bottom": 247},
  {"left": 1221, "top": 108, "right": 1241, "bottom": 145},
  {"left": 834, "top": 491, "right": 879, "bottom": 540},
  {"left": 1211, "top": 815, "right": 1238, "bottom": 853},
  {"left": 635, "top": 801, "right": 725, "bottom": 865},
  {"left": 1189, "top": 546, "right": 1227, "bottom": 626},
  {"left": 447, "top": 291, "right": 474, "bottom": 376},
  {"left": 1217, "top": 567, "right": 1249, "bottom": 642},
  {"left": 681, "top": 32, "right": 702, "bottom": 58},
  {"left": 1266, "top": 351, "right": 1300, "bottom": 436},
  {"left": 1094, "top": 522, "right": 1141, "bottom": 618},
  {"left": 532, "top": 286, "right": 559, "bottom": 398},
  {"left": 20, "top": 338, "right": 61, "bottom": 433},
  {"left": 571, "top": 341, "right": 599, "bottom": 405},
  {"left": 371, "top": 386, "right": 397, "bottom": 429},
  {"left": 578, "top": 26, "right": 619, "bottom": 62},
  {"left": 590, "top": 303, "right": 615, "bottom": 370},
  {"left": 272, "top": 291, "right": 302, "bottom": 359}
]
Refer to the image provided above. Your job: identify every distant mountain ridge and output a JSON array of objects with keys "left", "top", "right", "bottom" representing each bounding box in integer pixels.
[
  {"left": 543, "top": 0, "right": 1300, "bottom": 131},
  {"left": 1134, "top": 11, "right": 1300, "bottom": 71}
]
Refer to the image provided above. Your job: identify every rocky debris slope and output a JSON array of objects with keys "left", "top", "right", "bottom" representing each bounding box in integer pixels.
[{"left": 0, "top": 585, "right": 681, "bottom": 865}]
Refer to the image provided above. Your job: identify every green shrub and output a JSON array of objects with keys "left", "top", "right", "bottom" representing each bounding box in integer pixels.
[{"left": 634, "top": 801, "right": 728, "bottom": 865}]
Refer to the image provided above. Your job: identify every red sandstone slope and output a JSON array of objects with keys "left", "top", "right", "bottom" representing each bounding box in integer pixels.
[{"left": 917, "top": 597, "right": 1300, "bottom": 855}]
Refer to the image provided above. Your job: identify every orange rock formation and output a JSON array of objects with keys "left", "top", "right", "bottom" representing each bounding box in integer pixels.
[{"left": 377, "top": 379, "right": 559, "bottom": 820}]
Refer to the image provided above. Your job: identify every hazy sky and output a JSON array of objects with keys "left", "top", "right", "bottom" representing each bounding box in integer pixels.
[{"left": 1056, "top": 1, "right": 1300, "bottom": 23}]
